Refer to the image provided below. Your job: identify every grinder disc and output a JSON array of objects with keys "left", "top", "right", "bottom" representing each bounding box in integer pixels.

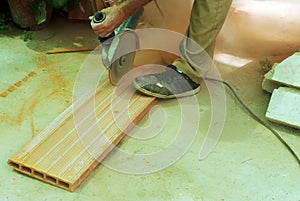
[
  {"left": 109, "top": 52, "right": 136, "bottom": 85},
  {"left": 108, "top": 30, "right": 139, "bottom": 85}
]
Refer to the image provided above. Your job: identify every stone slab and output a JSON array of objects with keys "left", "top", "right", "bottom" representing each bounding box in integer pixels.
[
  {"left": 266, "top": 87, "right": 300, "bottom": 129},
  {"left": 272, "top": 52, "right": 300, "bottom": 88},
  {"left": 262, "top": 63, "right": 284, "bottom": 93}
]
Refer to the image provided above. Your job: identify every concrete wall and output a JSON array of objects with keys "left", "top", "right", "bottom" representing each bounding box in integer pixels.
[
  {"left": 218, "top": 0, "right": 300, "bottom": 57},
  {"left": 142, "top": 0, "right": 300, "bottom": 58}
]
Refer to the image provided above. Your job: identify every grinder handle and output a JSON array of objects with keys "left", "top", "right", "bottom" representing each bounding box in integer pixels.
[{"left": 93, "top": 11, "right": 115, "bottom": 43}]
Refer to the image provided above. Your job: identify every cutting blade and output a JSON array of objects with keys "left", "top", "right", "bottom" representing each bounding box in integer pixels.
[
  {"left": 107, "top": 30, "right": 139, "bottom": 85},
  {"left": 109, "top": 52, "right": 136, "bottom": 85}
]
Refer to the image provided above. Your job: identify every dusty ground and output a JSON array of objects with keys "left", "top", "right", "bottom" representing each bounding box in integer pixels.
[{"left": 1, "top": 9, "right": 300, "bottom": 201}]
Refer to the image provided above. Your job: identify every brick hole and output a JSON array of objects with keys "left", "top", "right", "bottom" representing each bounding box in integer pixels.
[
  {"left": 45, "top": 175, "right": 57, "bottom": 183},
  {"left": 9, "top": 162, "right": 20, "bottom": 169},
  {"left": 58, "top": 180, "right": 70, "bottom": 189},
  {"left": 33, "top": 170, "right": 44, "bottom": 179},
  {"left": 21, "top": 166, "right": 32, "bottom": 174}
]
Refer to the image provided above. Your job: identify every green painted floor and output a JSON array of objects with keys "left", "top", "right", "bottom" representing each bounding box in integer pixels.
[{"left": 1, "top": 16, "right": 300, "bottom": 201}]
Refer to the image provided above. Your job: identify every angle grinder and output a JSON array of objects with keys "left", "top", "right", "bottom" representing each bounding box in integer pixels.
[{"left": 92, "top": 10, "right": 142, "bottom": 85}]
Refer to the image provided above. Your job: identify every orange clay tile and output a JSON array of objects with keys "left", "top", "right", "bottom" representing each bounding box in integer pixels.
[
  {"left": 15, "top": 81, "right": 22, "bottom": 87},
  {"left": 22, "top": 76, "right": 29, "bottom": 82},
  {"left": 7, "top": 77, "right": 156, "bottom": 191},
  {"left": 7, "top": 86, "right": 16, "bottom": 92},
  {"left": 0, "top": 92, "right": 8, "bottom": 97},
  {"left": 28, "top": 71, "right": 36, "bottom": 77}
]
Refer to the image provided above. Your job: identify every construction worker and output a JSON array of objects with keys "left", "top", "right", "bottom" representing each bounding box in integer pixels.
[{"left": 91, "top": 0, "right": 232, "bottom": 99}]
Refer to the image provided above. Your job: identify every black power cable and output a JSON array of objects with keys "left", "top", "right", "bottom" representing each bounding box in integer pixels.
[{"left": 205, "top": 77, "right": 300, "bottom": 166}]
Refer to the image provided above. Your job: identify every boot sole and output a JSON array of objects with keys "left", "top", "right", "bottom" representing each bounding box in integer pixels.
[{"left": 133, "top": 81, "right": 201, "bottom": 99}]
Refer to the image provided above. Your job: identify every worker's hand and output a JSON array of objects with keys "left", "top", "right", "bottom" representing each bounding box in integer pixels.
[{"left": 90, "top": 5, "right": 125, "bottom": 38}]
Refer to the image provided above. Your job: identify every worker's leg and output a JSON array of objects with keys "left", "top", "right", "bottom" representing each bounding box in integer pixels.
[
  {"left": 133, "top": 0, "right": 232, "bottom": 98},
  {"left": 173, "top": 0, "right": 232, "bottom": 83}
]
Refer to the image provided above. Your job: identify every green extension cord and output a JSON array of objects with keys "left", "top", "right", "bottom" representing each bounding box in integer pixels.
[{"left": 205, "top": 77, "right": 300, "bottom": 167}]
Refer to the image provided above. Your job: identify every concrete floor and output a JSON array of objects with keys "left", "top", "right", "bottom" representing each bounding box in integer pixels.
[{"left": 1, "top": 14, "right": 300, "bottom": 201}]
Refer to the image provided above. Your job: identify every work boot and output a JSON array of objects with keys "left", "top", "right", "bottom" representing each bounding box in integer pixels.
[{"left": 133, "top": 64, "right": 200, "bottom": 99}]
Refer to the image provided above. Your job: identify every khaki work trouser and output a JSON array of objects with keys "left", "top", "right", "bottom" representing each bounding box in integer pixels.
[{"left": 172, "top": 0, "right": 232, "bottom": 83}]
